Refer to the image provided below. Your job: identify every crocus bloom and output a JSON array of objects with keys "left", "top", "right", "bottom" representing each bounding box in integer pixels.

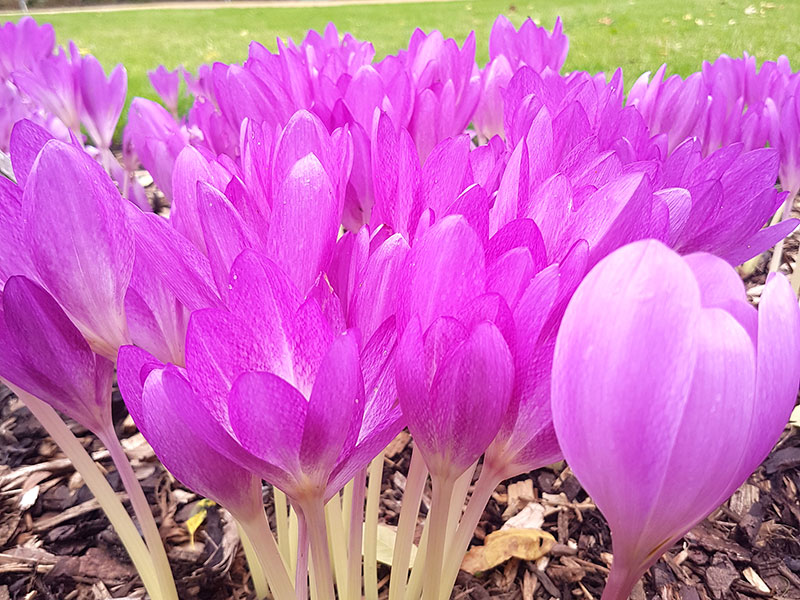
[
  {"left": 552, "top": 240, "right": 800, "bottom": 600},
  {"left": 177, "top": 249, "right": 401, "bottom": 598},
  {"left": 148, "top": 65, "right": 181, "bottom": 115},
  {"left": 395, "top": 215, "right": 515, "bottom": 480},
  {"left": 488, "top": 15, "right": 569, "bottom": 74},
  {"left": 22, "top": 140, "right": 133, "bottom": 358},
  {"left": 125, "top": 97, "right": 188, "bottom": 200},
  {"left": 1, "top": 131, "right": 133, "bottom": 358},
  {"left": 79, "top": 56, "right": 127, "bottom": 150},
  {"left": 13, "top": 44, "right": 82, "bottom": 133},
  {"left": 0, "top": 276, "right": 114, "bottom": 435},
  {"left": 0, "top": 17, "right": 55, "bottom": 80}
]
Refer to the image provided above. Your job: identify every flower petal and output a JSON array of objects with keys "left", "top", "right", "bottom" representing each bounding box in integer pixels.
[
  {"left": 300, "top": 331, "right": 364, "bottom": 481},
  {"left": 552, "top": 240, "right": 701, "bottom": 537},
  {"left": 24, "top": 141, "right": 133, "bottom": 357},
  {"left": 1, "top": 276, "right": 111, "bottom": 432}
]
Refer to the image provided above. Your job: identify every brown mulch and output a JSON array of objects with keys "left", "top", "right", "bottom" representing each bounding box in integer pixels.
[{"left": 1, "top": 209, "right": 800, "bottom": 599}]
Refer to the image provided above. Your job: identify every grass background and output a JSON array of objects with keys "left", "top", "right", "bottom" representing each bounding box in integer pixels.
[{"left": 5, "top": 0, "right": 800, "bottom": 123}]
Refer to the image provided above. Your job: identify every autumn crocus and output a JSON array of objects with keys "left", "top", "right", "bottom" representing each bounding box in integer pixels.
[
  {"left": 117, "top": 345, "right": 294, "bottom": 600},
  {"left": 394, "top": 214, "right": 517, "bottom": 600},
  {"left": 148, "top": 65, "right": 181, "bottom": 116},
  {"left": 176, "top": 249, "right": 401, "bottom": 600},
  {"left": 552, "top": 240, "right": 800, "bottom": 600},
  {"left": 0, "top": 132, "right": 179, "bottom": 600}
]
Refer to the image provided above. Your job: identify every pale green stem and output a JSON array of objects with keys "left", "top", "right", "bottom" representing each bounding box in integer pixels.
[
  {"left": 439, "top": 467, "right": 501, "bottom": 600},
  {"left": 324, "top": 493, "right": 349, "bottom": 598},
  {"left": 364, "top": 451, "right": 384, "bottom": 600},
  {"left": 98, "top": 427, "right": 178, "bottom": 600},
  {"left": 304, "top": 498, "right": 336, "bottom": 600},
  {"left": 238, "top": 522, "right": 269, "bottom": 600},
  {"left": 289, "top": 505, "right": 300, "bottom": 574},
  {"left": 275, "top": 488, "right": 291, "bottom": 566},
  {"left": 447, "top": 462, "right": 478, "bottom": 544},
  {"left": 421, "top": 474, "right": 457, "bottom": 600},
  {"left": 341, "top": 479, "right": 354, "bottom": 541},
  {"left": 238, "top": 506, "right": 296, "bottom": 600},
  {"left": 18, "top": 393, "right": 162, "bottom": 598},
  {"left": 295, "top": 506, "right": 309, "bottom": 600},
  {"left": 769, "top": 187, "right": 800, "bottom": 273},
  {"left": 310, "top": 552, "right": 319, "bottom": 600},
  {"left": 347, "top": 469, "right": 366, "bottom": 600},
  {"left": 404, "top": 519, "right": 429, "bottom": 600},
  {"left": 388, "top": 447, "right": 428, "bottom": 600}
]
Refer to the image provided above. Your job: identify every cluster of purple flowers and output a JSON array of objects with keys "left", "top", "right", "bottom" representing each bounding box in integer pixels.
[
  {"left": 1, "top": 14, "right": 799, "bottom": 600},
  {"left": 0, "top": 18, "right": 150, "bottom": 209}
]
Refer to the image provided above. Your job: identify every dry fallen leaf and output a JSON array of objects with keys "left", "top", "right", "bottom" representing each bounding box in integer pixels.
[
  {"left": 502, "top": 502, "right": 545, "bottom": 531},
  {"left": 743, "top": 567, "right": 770, "bottom": 593},
  {"left": 370, "top": 523, "right": 418, "bottom": 567},
  {"left": 789, "top": 405, "right": 800, "bottom": 428},
  {"left": 461, "top": 528, "right": 555, "bottom": 574},
  {"left": 186, "top": 498, "right": 216, "bottom": 547}
]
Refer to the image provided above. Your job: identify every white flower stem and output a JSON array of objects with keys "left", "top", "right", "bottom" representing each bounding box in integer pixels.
[
  {"left": 98, "top": 426, "right": 178, "bottom": 600},
  {"left": 18, "top": 392, "right": 162, "bottom": 598},
  {"left": 364, "top": 451, "right": 384, "bottom": 600},
  {"left": 346, "top": 469, "right": 366, "bottom": 600},
  {"left": 238, "top": 505, "right": 295, "bottom": 600},
  {"left": 388, "top": 446, "right": 427, "bottom": 600},
  {"left": 275, "top": 487, "right": 291, "bottom": 565},
  {"left": 324, "top": 492, "right": 349, "bottom": 597},
  {"left": 237, "top": 521, "right": 270, "bottom": 599}
]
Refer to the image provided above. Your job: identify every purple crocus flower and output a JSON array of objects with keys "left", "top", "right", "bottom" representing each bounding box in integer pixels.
[
  {"left": 148, "top": 65, "right": 181, "bottom": 115},
  {"left": 384, "top": 29, "right": 481, "bottom": 160},
  {"left": 473, "top": 55, "right": 513, "bottom": 140},
  {"left": 12, "top": 43, "right": 82, "bottom": 133},
  {"left": 0, "top": 17, "right": 55, "bottom": 80},
  {"left": 488, "top": 15, "right": 569, "bottom": 74},
  {"left": 395, "top": 215, "right": 516, "bottom": 480},
  {"left": 552, "top": 239, "right": 800, "bottom": 600},
  {"left": 125, "top": 97, "right": 188, "bottom": 200},
  {"left": 627, "top": 66, "right": 707, "bottom": 154},
  {"left": 0, "top": 276, "right": 114, "bottom": 435},
  {"left": 181, "top": 250, "right": 401, "bottom": 501},
  {"left": 117, "top": 345, "right": 296, "bottom": 600},
  {"left": 148, "top": 248, "right": 402, "bottom": 597},
  {"left": 79, "top": 56, "right": 127, "bottom": 150},
  {"left": 4, "top": 133, "right": 133, "bottom": 358}
]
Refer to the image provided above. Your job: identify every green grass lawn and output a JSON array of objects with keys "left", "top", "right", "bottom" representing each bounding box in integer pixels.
[{"left": 5, "top": 0, "right": 800, "bottom": 124}]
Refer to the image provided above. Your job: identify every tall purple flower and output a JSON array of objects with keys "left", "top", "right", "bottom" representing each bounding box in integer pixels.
[
  {"left": 148, "top": 65, "right": 181, "bottom": 115},
  {"left": 552, "top": 240, "right": 800, "bottom": 600}
]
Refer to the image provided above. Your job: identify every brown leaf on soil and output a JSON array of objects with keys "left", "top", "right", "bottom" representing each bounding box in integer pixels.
[{"left": 461, "top": 528, "right": 555, "bottom": 574}]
